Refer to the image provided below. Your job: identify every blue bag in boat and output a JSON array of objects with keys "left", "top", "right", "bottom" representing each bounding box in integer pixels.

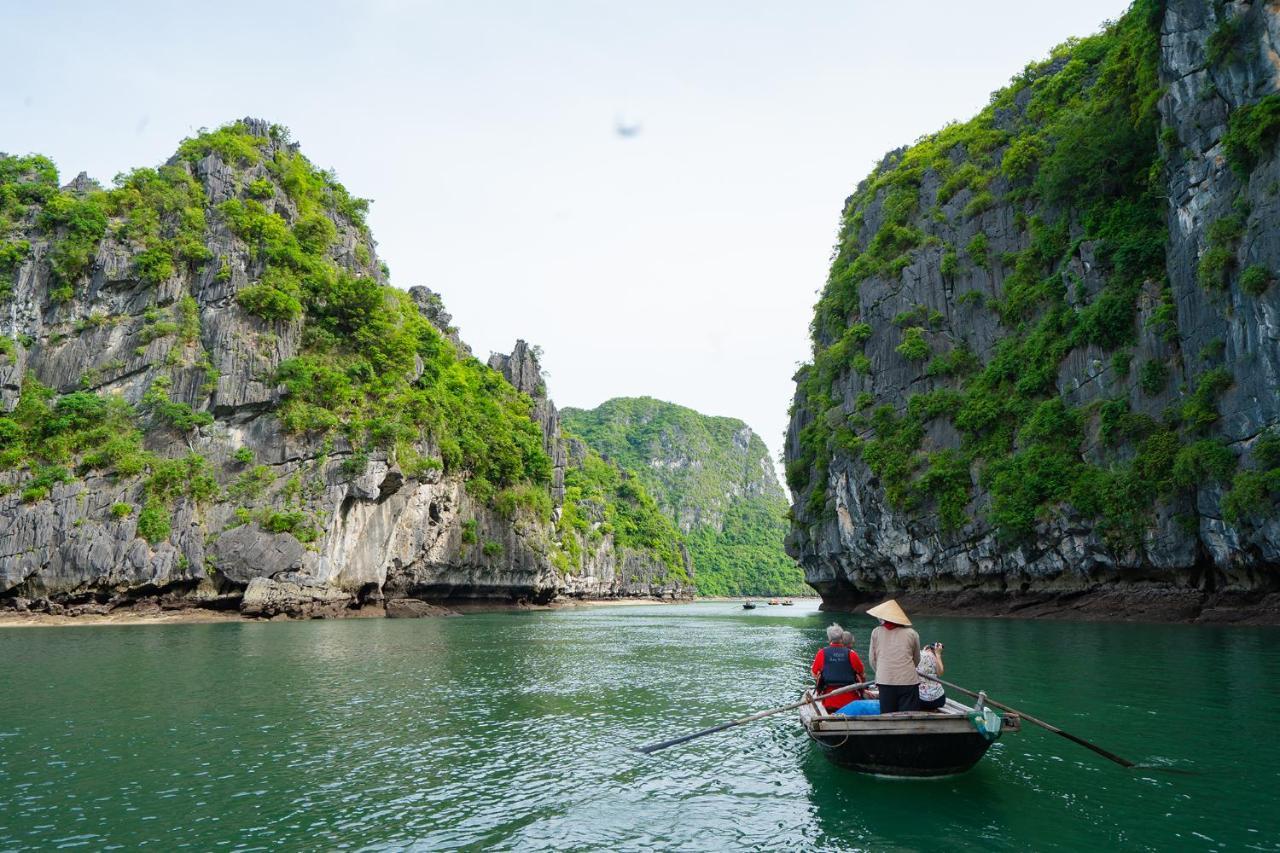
[{"left": 834, "top": 699, "right": 881, "bottom": 716}]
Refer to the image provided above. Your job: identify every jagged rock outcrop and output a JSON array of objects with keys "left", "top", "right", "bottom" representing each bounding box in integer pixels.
[
  {"left": 785, "top": 0, "right": 1280, "bottom": 622},
  {"left": 489, "top": 340, "right": 566, "bottom": 504},
  {"left": 409, "top": 285, "right": 471, "bottom": 357},
  {"left": 241, "top": 575, "right": 353, "bottom": 619},
  {"left": 385, "top": 598, "right": 459, "bottom": 618},
  {"left": 0, "top": 119, "right": 691, "bottom": 618}
]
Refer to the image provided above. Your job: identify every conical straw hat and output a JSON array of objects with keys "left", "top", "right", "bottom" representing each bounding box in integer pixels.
[{"left": 865, "top": 598, "right": 911, "bottom": 626}]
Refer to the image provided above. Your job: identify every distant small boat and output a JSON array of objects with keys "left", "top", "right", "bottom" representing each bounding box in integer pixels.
[
  {"left": 781, "top": 599, "right": 795, "bottom": 606},
  {"left": 742, "top": 601, "right": 757, "bottom": 610},
  {"left": 767, "top": 598, "right": 780, "bottom": 605}
]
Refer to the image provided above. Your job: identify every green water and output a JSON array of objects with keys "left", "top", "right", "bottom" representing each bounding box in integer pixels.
[{"left": 1, "top": 602, "right": 1278, "bottom": 851}]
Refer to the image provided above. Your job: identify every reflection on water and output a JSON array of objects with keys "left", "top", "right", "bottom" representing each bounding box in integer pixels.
[{"left": 1, "top": 602, "right": 1277, "bottom": 850}]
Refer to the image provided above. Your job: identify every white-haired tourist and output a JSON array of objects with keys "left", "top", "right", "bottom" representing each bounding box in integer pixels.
[{"left": 810, "top": 623, "right": 865, "bottom": 712}]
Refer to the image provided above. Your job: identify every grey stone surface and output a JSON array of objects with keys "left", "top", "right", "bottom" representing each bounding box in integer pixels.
[
  {"left": 0, "top": 120, "right": 691, "bottom": 612},
  {"left": 240, "top": 575, "right": 353, "bottom": 618},
  {"left": 384, "top": 598, "right": 459, "bottom": 618},
  {"left": 409, "top": 285, "right": 472, "bottom": 356},
  {"left": 785, "top": 2, "right": 1280, "bottom": 607},
  {"left": 210, "top": 526, "right": 305, "bottom": 584},
  {"left": 0, "top": 341, "right": 26, "bottom": 412},
  {"left": 489, "top": 340, "right": 567, "bottom": 504}
]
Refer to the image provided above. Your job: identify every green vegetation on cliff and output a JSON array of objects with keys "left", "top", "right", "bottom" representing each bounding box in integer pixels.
[
  {"left": 0, "top": 123, "right": 550, "bottom": 506},
  {"left": 0, "top": 378, "right": 218, "bottom": 541},
  {"left": 785, "top": 0, "right": 1267, "bottom": 548},
  {"left": 563, "top": 397, "right": 808, "bottom": 596},
  {"left": 682, "top": 499, "right": 806, "bottom": 597},
  {"left": 554, "top": 449, "right": 688, "bottom": 581},
  {"left": 0, "top": 122, "right": 685, "bottom": 584}
]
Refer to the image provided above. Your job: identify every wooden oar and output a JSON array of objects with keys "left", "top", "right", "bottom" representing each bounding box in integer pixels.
[
  {"left": 635, "top": 681, "right": 873, "bottom": 755},
  {"left": 921, "top": 674, "right": 1134, "bottom": 768}
]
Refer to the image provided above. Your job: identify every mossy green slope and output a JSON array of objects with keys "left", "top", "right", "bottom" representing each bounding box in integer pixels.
[
  {"left": 0, "top": 120, "right": 685, "bottom": 593},
  {"left": 787, "top": 0, "right": 1280, "bottom": 594},
  {"left": 562, "top": 397, "right": 809, "bottom": 596},
  {"left": 0, "top": 123, "right": 548, "bottom": 517},
  {"left": 790, "top": 1, "right": 1182, "bottom": 546}
]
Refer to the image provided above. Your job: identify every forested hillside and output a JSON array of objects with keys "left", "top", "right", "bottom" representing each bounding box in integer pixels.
[{"left": 563, "top": 397, "right": 809, "bottom": 596}]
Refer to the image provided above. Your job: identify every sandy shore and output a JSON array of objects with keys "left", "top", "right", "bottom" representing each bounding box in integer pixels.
[
  {"left": 0, "top": 595, "right": 690, "bottom": 628},
  {"left": 0, "top": 609, "right": 251, "bottom": 629},
  {"left": 7, "top": 590, "right": 1274, "bottom": 627}
]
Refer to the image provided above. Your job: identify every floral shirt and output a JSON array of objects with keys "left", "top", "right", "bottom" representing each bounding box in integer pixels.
[{"left": 917, "top": 649, "right": 944, "bottom": 701}]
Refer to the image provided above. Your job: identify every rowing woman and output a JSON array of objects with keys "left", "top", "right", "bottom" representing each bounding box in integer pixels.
[{"left": 866, "top": 599, "right": 921, "bottom": 713}]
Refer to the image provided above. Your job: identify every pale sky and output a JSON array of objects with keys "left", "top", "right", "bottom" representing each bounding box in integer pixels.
[{"left": 3, "top": 0, "right": 1129, "bottom": 472}]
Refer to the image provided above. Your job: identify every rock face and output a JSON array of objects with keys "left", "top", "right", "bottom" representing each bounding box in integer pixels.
[
  {"left": 1160, "top": 0, "right": 1280, "bottom": 570},
  {"left": 489, "top": 341, "right": 566, "bottom": 504},
  {"left": 240, "top": 575, "right": 353, "bottom": 619},
  {"left": 0, "top": 119, "right": 691, "bottom": 617},
  {"left": 785, "top": 0, "right": 1280, "bottom": 621},
  {"left": 409, "top": 285, "right": 471, "bottom": 357},
  {"left": 385, "top": 598, "right": 459, "bottom": 618},
  {"left": 562, "top": 397, "right": 810, "bottom": 596}
]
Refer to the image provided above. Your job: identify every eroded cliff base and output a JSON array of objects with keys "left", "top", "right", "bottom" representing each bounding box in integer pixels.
[
  {"left": 0, "top": 586, "right": 685, "bottom": 626},
  {"left": 816, "top": 585, "right": 1280, "bottom": 626}
]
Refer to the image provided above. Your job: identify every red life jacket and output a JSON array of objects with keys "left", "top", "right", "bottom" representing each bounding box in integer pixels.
[{"left": 818, "top": 644, "right": 857, "bottom": 690}]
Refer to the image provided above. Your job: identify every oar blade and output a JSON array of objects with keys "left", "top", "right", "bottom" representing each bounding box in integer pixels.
[
  {"left": 1055, "top": 730, "right": 1134, "bottom": 768},
  {"left": 635, "top": 721, "right": 736, "bottom": 754}
]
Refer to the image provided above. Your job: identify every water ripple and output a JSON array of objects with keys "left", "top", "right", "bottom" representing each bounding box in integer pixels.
[{"left": 1, "top": 603, "right": 1277, "bottom": 851}]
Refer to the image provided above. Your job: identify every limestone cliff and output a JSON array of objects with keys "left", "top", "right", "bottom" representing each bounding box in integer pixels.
[
  {"left": 786, "top": 0, "right": 1280, "bottom": 622},
  {"left": 0, "top": 120, "right": 690, "bottom": 618}
]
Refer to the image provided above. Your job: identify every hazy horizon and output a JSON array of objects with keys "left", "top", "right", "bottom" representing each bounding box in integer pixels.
[{"left": 4, "top": 0, "right": 1131, "bottom": 482}]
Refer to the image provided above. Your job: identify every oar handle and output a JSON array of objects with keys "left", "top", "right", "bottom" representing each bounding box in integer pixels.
[{"left": 635, "top": 680, "right": 873, "bottom": 755}]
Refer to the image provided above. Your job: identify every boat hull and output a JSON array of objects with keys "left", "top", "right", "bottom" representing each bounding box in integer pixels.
[
  {"left": 808, "top": 729, "right": 995, "bottom": 777},
  {"left": 799, "top": 692, "right": 1014, "bottom": 778}
]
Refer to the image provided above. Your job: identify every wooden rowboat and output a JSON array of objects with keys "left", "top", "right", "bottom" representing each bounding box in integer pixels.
[{"left": 799, "top": 689, "right": 1019, "bottom": 777}]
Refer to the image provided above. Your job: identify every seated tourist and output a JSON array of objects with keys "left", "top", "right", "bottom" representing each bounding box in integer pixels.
[
  {"left": 916, "top": 642, "right": 946, "bottom": 710},
  {"left": 811, "top": 623, "right": 865, "bottom": 711}
]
